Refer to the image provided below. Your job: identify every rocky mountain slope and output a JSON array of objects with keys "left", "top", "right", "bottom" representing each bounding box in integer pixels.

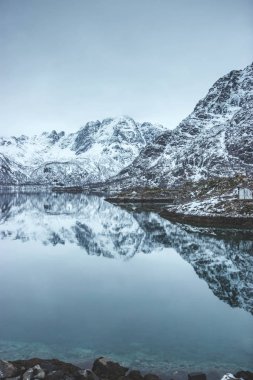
[
  {"left": 0, "top": 117, "right": 164, "bottom": 185},
  {"left": 108, "top": 63, "right": 253, "bottom": 189}
]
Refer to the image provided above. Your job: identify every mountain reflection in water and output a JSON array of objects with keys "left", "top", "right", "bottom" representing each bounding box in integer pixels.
[
  {"left": 0, "top": 192, "right": 252, "bottom": 315},
  {"left": 0, "top": 192, "right": 253, "bottom": 374}
]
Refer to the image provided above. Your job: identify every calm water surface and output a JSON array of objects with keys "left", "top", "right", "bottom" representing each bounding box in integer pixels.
[{"left": 0, "top": 193, "right": 252, "bottom": 375}]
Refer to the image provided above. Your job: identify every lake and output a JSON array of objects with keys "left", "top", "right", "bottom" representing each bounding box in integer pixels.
[{"left": 0, "top": 192, "right": 252, "bottom": 376}]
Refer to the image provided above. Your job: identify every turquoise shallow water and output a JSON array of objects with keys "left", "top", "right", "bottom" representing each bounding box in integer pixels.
[{"left": 0, "top": 193, "right": 252, "bottom": 375}]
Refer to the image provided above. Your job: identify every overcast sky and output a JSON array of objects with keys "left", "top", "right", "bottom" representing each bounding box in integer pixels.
[{"left": 0, "top": 0, "right": 252, "bottom": 136}]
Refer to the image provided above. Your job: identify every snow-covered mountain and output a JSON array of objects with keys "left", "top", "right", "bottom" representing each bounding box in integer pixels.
[
  {"left": 0, "top": 117, "right": 165, "bottom": 185},
  {"left": 109, "top": 63, "right": 253, "bottom": 189},
  {"left": 1, "top": 192, "right": 252, "bottom": 314},
  {"left": 1, "top": 63, "right": 252, "bottom": 188}
]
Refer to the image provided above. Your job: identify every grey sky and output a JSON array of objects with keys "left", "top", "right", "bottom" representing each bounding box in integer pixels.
[{"left": 0, "top": 0, "right": 252, "bottom": 136}]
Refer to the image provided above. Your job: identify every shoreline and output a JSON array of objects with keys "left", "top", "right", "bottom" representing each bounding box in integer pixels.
[
  {"left": 0, "top": 187, "right": 252, "bottom": 229},
  {"left": 159, "top": 210, "right": 253, "bottom": 229},
  {"left": 106, "top": 197, "right": 175, "bottom": 203},
  {"left": 106, "top": 198, "right": 253, "bottom": 229},
  {"left": 0, "top": 357, "right": 252, "bottom": 380}
]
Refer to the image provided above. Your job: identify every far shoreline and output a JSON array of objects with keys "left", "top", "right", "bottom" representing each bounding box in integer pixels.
[{"left": 159, "top": 209, "right": 253, "bottom": 229}]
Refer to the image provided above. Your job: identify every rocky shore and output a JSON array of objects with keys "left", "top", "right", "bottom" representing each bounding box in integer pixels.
[
  {"left": 0, "top": 357, "right": 252, "bottom": 380},
  {"left": 106, "top": 177, "right": 253, "bottom": 229},
  {"left": 160, "top": 208, "right": 253, "bottom": 229}
]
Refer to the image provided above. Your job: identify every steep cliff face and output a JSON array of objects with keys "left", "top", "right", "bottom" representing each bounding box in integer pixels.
[
  {"left": 111, "top": 63, "right": 253, "bottom": 189},
  {"left": 0, "top": 117, "right": 165, "bottom": 185},
  {"left": 0, "top": 153, "right": 28, "bottom": 184}
]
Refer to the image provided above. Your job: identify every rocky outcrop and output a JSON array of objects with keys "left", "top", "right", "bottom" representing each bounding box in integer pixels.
[
  {"left": 0, "top": 358, "right": 87, "bottom": 379},
  {"left": 234, "top": 372, "right": 253, "bottom": 380},
  {"left": 0, "top": 358, "right": 156, "bottom": 380},
  {"left": 0, "top": 358, "right": 252, "bottom": 380},
  {"left": 92, "top": 357, "right": 128, "bottom": 380},
  {"left": 0, "top": 360, "right": 17, "bottom": 378}
]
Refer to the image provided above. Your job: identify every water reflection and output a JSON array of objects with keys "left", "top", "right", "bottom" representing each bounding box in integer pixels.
[
  {"left": 0, "top": 192, "right": 253, "bottom": 315},
  {"left": 1, "top": 192, "right": 253, "bottom": 373},
  {"left": 0, "top": 192, "right": 252, "bottom": 316}
]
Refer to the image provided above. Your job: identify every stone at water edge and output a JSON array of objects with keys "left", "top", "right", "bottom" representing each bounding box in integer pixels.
[
  {"left": 0, "top": 360, "right": 17, "bottom": 378},
  {"left": 127, "top": 370, "right": 144, "bottom": 380},
  {"left": 143, "top": 374, "right": 161, "bottom": 380},
  {"left": 220, "top": 374, "right": 237, "bottom": 380},
  {"left": 22, "top": 364, "right": 45, "bottom": 380},
  {"left": 79, "top": 369, "right": 99, "bottom": 380},
  {"left": 188, "top": 373, "right": 207, "bottom": 380},
  {"left": 92, "top": 357, "right": 129, "bottom": 380},
  {"left": 22, "top": 367, "right": 34, "bottom": 380},
  {"left": 46, "top": 369, "right": 67, "bottom": 379},
  {"left": 234, "top": 372, "right": 253, "bottom": 380},
  {"left": 220, "top": 372, "right": 253, "bottom": 380}
]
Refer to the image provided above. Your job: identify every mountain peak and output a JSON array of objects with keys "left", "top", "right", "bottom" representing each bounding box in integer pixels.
[
  {"left": 112, "top": 62, "right": 253, "bottom": 188},
  {"left": 0, "top": 116, "right": 164, "bottom": 185}
]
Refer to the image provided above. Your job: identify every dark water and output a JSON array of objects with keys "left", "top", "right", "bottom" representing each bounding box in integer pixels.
[{"left": 0, "top": 193, "right": 252, "bottom": 375}]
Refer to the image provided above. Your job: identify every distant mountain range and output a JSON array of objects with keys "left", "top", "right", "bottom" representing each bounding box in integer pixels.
[
  {"left": 0, "top": 117, "right": 165, "bottom": 185},
  {"left": 0, "top": 63, "right": 252, "bottom": 187}
]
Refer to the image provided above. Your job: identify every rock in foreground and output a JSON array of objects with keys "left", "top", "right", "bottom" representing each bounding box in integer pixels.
[{"left": 0, "top": 357, "right": 252, "bottom": 380}]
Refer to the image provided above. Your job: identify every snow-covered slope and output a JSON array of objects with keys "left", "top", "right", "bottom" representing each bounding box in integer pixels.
[
  {"left": 1, "top": 63, "right": 252, "bottom": 188},
  {"left": 0, "top": 117, "right": 165, "bottom": 185},
  {"left": 110, "top": 63, "right": 253, "bottom": 189},
  {"left": 0, "top": 153, "right": 28, "bottom": 184},
  {"left": 1, "top": 192, "right": 252, "bottom": 314}
]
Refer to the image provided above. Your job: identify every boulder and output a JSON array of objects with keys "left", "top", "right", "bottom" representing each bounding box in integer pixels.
[
  {"left": 22, "top": 364, "right": 45, "bottom": 379},
  {"left": 0, "top": 360, "right": 17, "bottom": 378},
  {"left": 128, "top": 370, "right": 144, "bottom": 380},
  {"left": 188, "top": 373, "right": 207, "bottom": 380},
  {"left": 22, "top": 367, "right": 34, "bottom": 380},
  {"left": 221, "top": 374, "right": 237, "bottom": 380},
  {"left": 92, "top": 357, "right": 128, "bottom": 380},
  {"left": 234, "top": 372, "right": 253, "bottom": 380},
  {"left": 79, "top": 369, "right": 99, "bottom": 380},
  {"left": 10, "top": 358, "right": 82, "bottom": 379},
  {"left": 46, "top": 370, "right": 75, "bottom": 379},
  {"left": 143, "top": 374, "right": 160, "bottom": 380}
]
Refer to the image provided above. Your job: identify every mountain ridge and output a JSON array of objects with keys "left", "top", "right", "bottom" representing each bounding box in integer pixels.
[
  {"left": 109, "top": 62, "right": 253, "bottom": 189},
  {"left": 0, "top": 116, "right": 165, "bottom": 185},
  {"left": 0, "top": 63, "right": 252, "bottom": 188}
]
